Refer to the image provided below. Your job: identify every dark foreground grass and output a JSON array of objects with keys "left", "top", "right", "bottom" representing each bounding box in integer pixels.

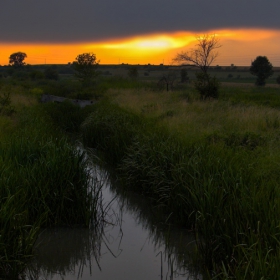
[
  {"left": 81, "top": 101, "right": 280, "bottom": 279},
  {"left": 0, "top": 106, "right": 102, "bottom": 278}
]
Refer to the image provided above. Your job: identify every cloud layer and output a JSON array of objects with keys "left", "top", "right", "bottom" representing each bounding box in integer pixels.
[{"left": 0, "top": 0, "right": 279, "bottom": 43}]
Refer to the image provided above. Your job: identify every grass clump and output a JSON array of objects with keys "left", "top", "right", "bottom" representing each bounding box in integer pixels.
[{"left": 81, "top": 101, "right": 143, "bottom": 164}]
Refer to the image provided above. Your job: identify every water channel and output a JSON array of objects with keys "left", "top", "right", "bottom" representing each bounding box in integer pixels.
[{"left": 24, "top": 162, "right": 202, "bottom": 280}]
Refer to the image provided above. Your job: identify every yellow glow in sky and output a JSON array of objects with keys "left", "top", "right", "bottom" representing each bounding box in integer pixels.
[
  {"left": 95, "top": 33, "right": 193, "bottom": 50},
  {"left": 0, "top": 29, "right": 279, "bottom": 66}
]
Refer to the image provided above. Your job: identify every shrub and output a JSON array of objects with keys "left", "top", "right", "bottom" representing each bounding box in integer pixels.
[
  {"left": 128, "top": 66, "right": 138, "bottom": 79},
  {"left": 29, "top": 70, "right": 44, "bottom": 80},
  {"left": 194, "top": 72, "right": 220, "bottom": 99},
  {"left": 44, "top": 67, "right": 59, "bottom": 80}
]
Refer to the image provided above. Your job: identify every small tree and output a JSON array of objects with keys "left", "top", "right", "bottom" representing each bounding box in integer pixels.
[
  {"left": 9, "top": 52, "right": 27, "bottom": 67},
  {"left": 175, "top": 34, "right": 221, "bottom": 75},
  {"left": 250, "top": 56, "right": 273, "bottom": 86},
  {"left": 158, "top": 71, "right": 177, "bottom": 92},
  {"left": 276, "top": 75, "right": 280, "bottom": 85},
  {"left": 174, "top": 34, "right": 221, "bottom": 99},
  {"left": 72, "top": 53, "right": 99, "bottom": 85}
]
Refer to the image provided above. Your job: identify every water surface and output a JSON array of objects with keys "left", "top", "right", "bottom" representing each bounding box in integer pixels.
[{"left": 25, "top": 166, "right": 201, "bottom": 280}]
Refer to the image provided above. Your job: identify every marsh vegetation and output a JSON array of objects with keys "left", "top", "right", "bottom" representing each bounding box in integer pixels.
[{"left": 0, "top": 63, "right": 280, "bottom": 279}]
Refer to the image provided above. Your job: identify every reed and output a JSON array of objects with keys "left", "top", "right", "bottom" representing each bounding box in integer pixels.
[
  {"left": 81, "top": 99, "right": 280, "bottom": 279},
  {"left": 0, "top": 105, "right": 102, "bottom": 278}
]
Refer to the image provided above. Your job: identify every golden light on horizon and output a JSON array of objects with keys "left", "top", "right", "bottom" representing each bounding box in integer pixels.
[
  {"left": 92, "top": 33, "right": 195, "bottom": 50},
  {"left": 0, "top": 28, "right": 279, "bottom": 66}
]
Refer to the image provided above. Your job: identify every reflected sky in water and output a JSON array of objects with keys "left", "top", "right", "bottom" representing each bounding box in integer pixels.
[{"left": 25, "top": 166, "right": 201, "bottom": 280}]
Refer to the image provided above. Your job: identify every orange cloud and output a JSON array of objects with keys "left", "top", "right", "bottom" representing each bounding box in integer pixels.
[{"left": 0, "top": 29, "right": 279, "bottom": 66}]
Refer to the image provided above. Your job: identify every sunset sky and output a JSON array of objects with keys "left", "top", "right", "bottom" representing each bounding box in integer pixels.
[{"left": 0, "top": 0, "right": 279, "bottom": 66}]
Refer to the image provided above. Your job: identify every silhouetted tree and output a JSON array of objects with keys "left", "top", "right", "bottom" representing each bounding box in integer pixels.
[
  {"left": 158, "top": 71, "right": 177, "bottom": 91},
  {"left": 174, "top": 34, "right": 221, "bottom": 75},
  {"left": 9, "top": 52, "right": 27, "bottom": 67},
  {"left": 250, "top": 56, "right": 273, "bottom": 86},
  {"left": 72, "top": 53, "right": 99, "bottom": 85},
  {"left": 174, "top": 34, "right": 221, "bottom": 99}
]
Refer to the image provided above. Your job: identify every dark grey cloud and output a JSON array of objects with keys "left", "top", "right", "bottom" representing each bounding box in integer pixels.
[{"left": 0, "top": 0, "right": 279, "bottom": 43}]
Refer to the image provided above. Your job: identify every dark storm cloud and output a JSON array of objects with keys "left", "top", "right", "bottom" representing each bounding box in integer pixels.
[{"left": 0, "top": 0, "right": 279, "bottom": 43}]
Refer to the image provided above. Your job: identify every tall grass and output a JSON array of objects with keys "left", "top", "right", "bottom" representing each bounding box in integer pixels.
[
  {"left": 81, "top": 101, "right": 143, "bottom": 164},
  {"left": 105, "top": 87, "right": 280, "bottom": 144},
  {"left": 42, "top": 101, "right": 95, "bottom": 134},
  {"left": 0, "top": 105, "right": 102, "bottom": 278},
  {"left": 3, "top": 76, "right": 279, "bottom": 278},
  {"left": 81, "top": 99, "right": 280, "bottom": 279}
]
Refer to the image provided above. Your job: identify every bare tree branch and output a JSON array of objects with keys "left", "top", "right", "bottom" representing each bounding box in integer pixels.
[{"left": 174, "top": 34, "right": 221, "bottom": 74}]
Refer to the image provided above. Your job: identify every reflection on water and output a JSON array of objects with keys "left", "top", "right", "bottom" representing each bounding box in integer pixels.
[{"left": 24, "top": 165, "right": 202, "bottom": 280}]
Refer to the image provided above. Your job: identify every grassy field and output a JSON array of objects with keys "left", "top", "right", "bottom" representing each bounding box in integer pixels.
[
  {"left": 0, "top": 64, "right": 280, "bottom": 279},
  {"left": 80, "top": 75, "right": 280, "bottom": 279}
]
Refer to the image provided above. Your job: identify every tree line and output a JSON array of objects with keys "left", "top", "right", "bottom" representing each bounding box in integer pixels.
[{"left": 6, "top": 42, "right": 280, "bottom": 99}]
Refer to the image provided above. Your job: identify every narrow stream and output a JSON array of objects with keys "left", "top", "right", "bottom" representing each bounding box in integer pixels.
[{"left": 24, "top": 163, "right": 202, "bottom": 280}]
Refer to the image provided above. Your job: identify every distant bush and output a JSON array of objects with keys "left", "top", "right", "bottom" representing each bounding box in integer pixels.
[
  {"left": 30, "top": 70, "right": 44, "bottom": 80},
  {"left": 276, "top": 75, "right": 280, "bottom": 85},
  {"left": 44, "top": 67, "right": 59, "bottom": 80},
  {"left": 180, "top": 69, "right": 189, "bottom": 83},
  {"left": 194, "top": 72, "right": 220, "bottom": 99},
  {"left": 128, "top": 66, "right": 138, "bottom": 79}
]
